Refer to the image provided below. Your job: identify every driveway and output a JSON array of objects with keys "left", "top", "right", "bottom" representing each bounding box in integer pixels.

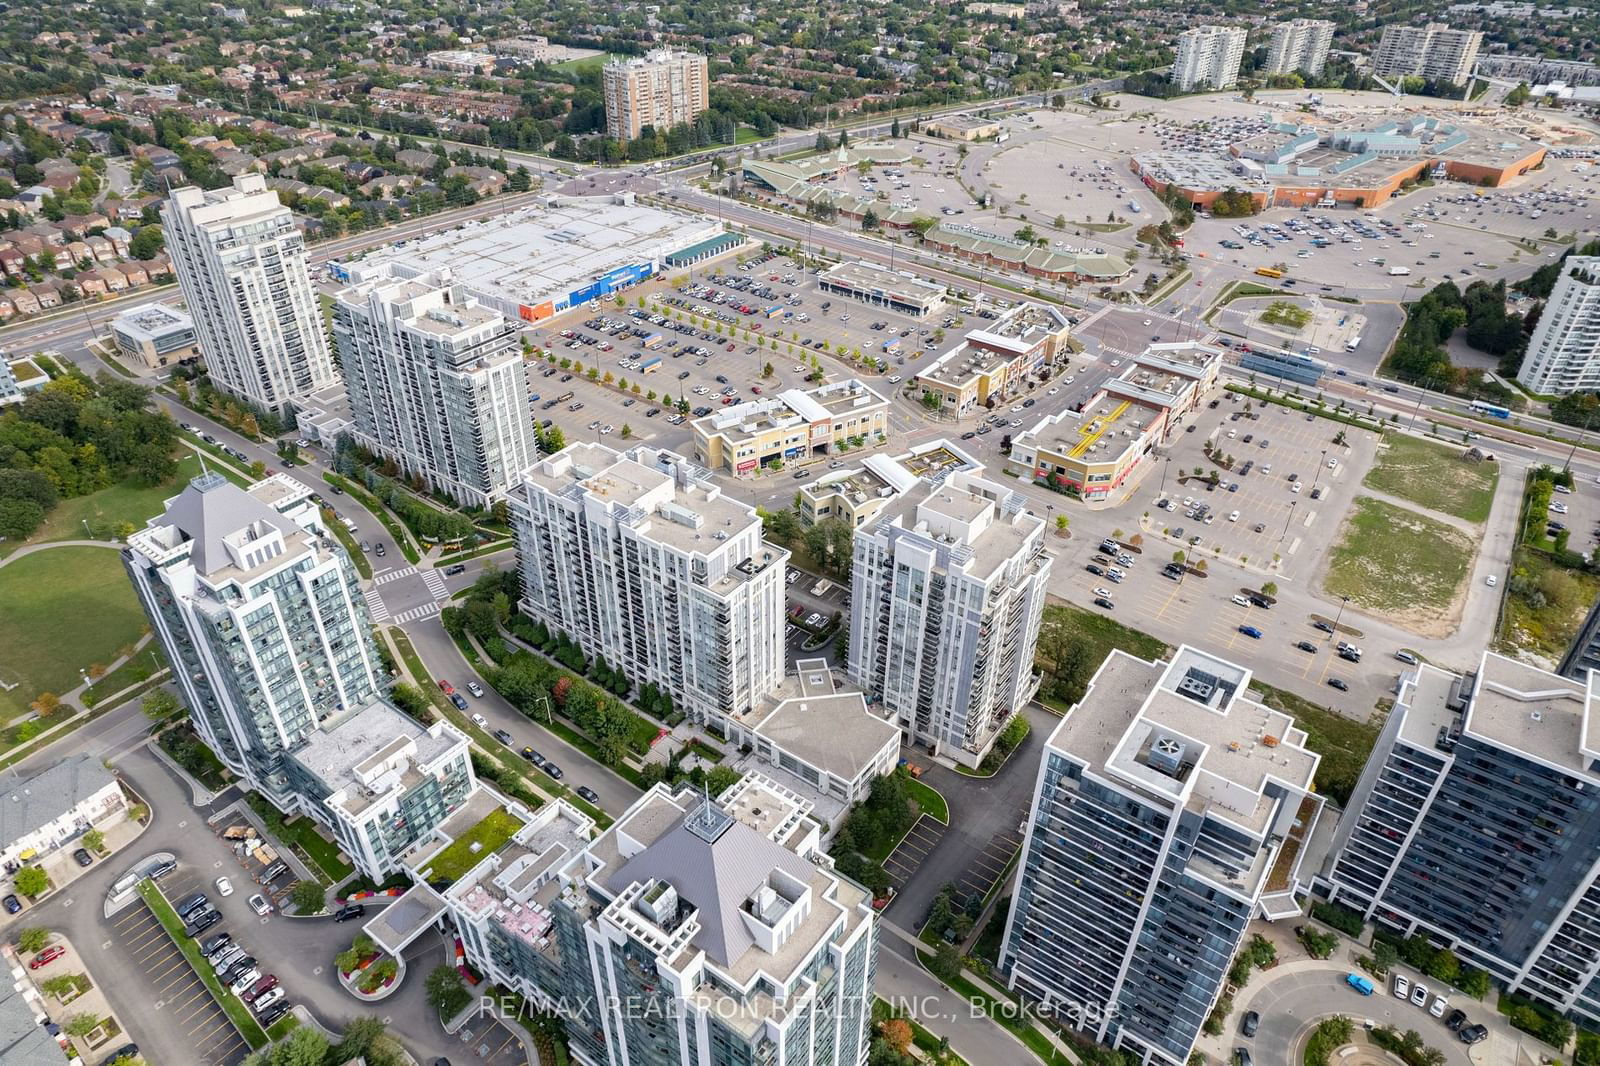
[{"left": 884, "top": 702, "right": 1053, "bottom": 931}]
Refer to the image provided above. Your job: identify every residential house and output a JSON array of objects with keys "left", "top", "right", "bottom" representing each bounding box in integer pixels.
[
  {"left": 444, "top": 165, "right": 506, "bottom": 195},
  {"left": 29, "top": 282, "right": 61, "bottom": 309},
  {"left": 9, "top": 289, "right": 39, "bottom": 315}
]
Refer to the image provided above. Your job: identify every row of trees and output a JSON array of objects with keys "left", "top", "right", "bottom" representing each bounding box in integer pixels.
[
  {"left": 0, "top": 370, "right": 178, "bottom": 540},
  {"left": 242, "top": 1016, "right": 405, "bottom": 1066},
  {"left": 828, "top": 772, "right": 917, "bottom": 897}
]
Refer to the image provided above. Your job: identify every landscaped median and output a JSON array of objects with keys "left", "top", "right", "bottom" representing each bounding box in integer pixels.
[{"left": 135, "top": 879, "right": 269, "bottom": 1050}]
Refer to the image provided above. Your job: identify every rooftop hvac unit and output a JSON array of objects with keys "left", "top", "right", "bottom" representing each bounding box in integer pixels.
[
  {"left": 1175, "top": 672, "right": 1216, "bottom": 704},
  {"left": 1147, "top": 735, "right": 1186, "bottom": 775}
]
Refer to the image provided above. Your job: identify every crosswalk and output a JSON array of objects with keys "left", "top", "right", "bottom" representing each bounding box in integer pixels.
[
  {"left": 373, "top": 566, "right": 418, "bottom": 587},
  {"left": 421, "top": 568, "right": 449, "bottom": 599},
  {"left": 393, "top": 602, "right": 441, "bottom": 625},
  {"left": 362, "top": 587, "right": 391, "bottom": 622}
]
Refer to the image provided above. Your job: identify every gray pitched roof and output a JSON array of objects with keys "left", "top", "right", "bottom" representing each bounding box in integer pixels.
[
  {"left": 161, "top": 473, "right": 296, "bottom": 575},
  {"left": 0, "top": 755, "right": 116, "bottom": 851},
  {"left": 0, "top": 981, "right": 68, "bottom": 1066},
  {"left": 609, "top": 806, "right": 815, "bottom": 967}
]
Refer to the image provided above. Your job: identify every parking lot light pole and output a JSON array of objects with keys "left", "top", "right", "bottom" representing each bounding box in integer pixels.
[
  {"left": 1329, "top": 594, "right": 1350, "bottom": 643},
  {"left": 1156, "top": 454, "right": 1171, "bottom": 499},
  {"left": 1311, "top": 448, "right": 1327, "bottom": 491},
  {"left": 1279, "top": 500, "right": 1298, "bottom": 547}
]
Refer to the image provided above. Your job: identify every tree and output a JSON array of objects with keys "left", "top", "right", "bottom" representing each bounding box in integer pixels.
[
  {"left": 39, "top": 974, "right": 80, "bottom": 999},
  {"left": 81, "top": 829, "right": 104, "bottom": 854},
  {"left": 243, "top": 1025, "right": 329, "bottom": 1066},
  {"left": 142, "top": 688, "right": 180, "bottom": 721},
  {"left": 880, "top": 1018, "right": 913, "bottom": 1053},
  {"left": 128, "top": 225, "right": 164, "bottom": 260},
  {"left": 425, "top": 963, "right": 472, "bottom": 1017},
  {"left": 249, "top": 460, "right": 266, "bottom": 479},
  {"left": 14, "top": 867, "right": 48, "bottom": 898},
  {"left": 290, "top": 879, "right": 327, "bottom": 914},
  {"left": 31, "top": 692, "right": 59, "bottom": 716},
  {"left": 1261, "top": 581, "right": 1278, "bottom": 597},
  {"left": 16, "top": 927, "right": 49, "bottom": 953},
  {"left": 63, "top": 1012, "right": 101, "bottom": 1038},
  {"left": 928, "top": 943, "right": 963, "bottom": 983},
  {"left": 1055, "top": 514, "right": 1069, "bottom": 533}
]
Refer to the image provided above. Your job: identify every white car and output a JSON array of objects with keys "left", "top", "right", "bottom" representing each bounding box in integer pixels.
[
  {"left": 248, "top": 893, "right": 272, "bottom": 916},
  {"left": 252, "top": 987, "right": 285, "bottom": 1013},
  {"left": 1093, "top": 587, "right": 1113, "bottom": 599},
  {"left": 792, "top": 365, "right": 806, "bottom": 373},
  {"left": 600, "top": 425, "right": 614, "bottom": 435},
  {"left": 466, "top": 682, "right": 485, "bottom": 698},
  {"left": 1429, "top": 995, "right": 1448, "bottom": 1019},
  {"left": 216, "top": 876, "right": 234, "bottom": 897},
  {"left": 1229, "top": 510, "right": 1240, "bottom": 522},
  {"left": 1048, "top": 387, "right": 1060, "bottom": 396},
  {"left": 471, "top": 713, "right": 488, "bottom": 728},
  {"left": 1230, "top": 595, "right": 1251, "bottom": 608},
  {"left": 1393, "top": 974, "right": 1410, "bottom": 999},
  {"left": 888, "top": 375, "right": 901, "bottom": 384},
  {"left": 1010, "top": 404, "right": 1024, "bottom": 413},
  {"left": 229, "top": 968, "right": 261, "bottom": 996},
  {"left": 1327, "top": 457, "right": 1338, "bottom": 469},
  {"left": 1410, "top": 982, "right": 1430, "bottom": 1007},
  {"left": 1291, "top": 482, "right": 1302, "bottom": 494},
  {"left": 1486, "top": 574, "right": 1498, "bottom": 587}
]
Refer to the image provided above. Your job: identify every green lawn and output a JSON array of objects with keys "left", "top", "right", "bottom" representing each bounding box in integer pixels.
[
  {"left": 904, "top": 777, "right": 950, "bottom": 824},
  {"left": 422, "top": 807, "right": 521, "bottom": 882},
  {"left": 7, "top": 453, "right": 204, "bottom": 553},
  {"left": 245, "top": 794, "right": 355, "bottom": 882},
  {"left": 551, "top": 52, "right": 614, "bottom": 75},
  {"left": 1034, "top": 601, "right": 1170, "bottom": 713},
  {"left": 1323, "top": 496, "right": 1475, "bottom": 617},
  {"left": 0, "top": 546, "right": 149, "bottom": 721},
  {"left": 137, "top": 879, "right": 268, "bottom": 1049},
  {"left": 1361, "top": 434, "right": 1498, "bottom": 523},
  {"left": 82, "top": 644, "right": 168, "bottom": 708},
  {"left": 1260, "top": 300, "right": 1311, "bottom": 329},
  {"left": 734, "top": 127, "right": 765, "bottom": 144}
]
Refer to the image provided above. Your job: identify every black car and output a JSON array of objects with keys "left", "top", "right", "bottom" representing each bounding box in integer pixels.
[
  {"left": 961, "top": 432, "right": 976, "bottom": 440},
  {"left": 1458, "top": 1024, "right": 1489, "bottom": 1045},
  {"left": 201, "top": 932, "right": 232, "bottom": 956},
  {"left": 333, "top": 903, "right": 367, "bottom": 923},
  {"left": 544, "top": 762, "right": 564, "bottom": 780},
  {"left": 1093, "top": 597, "right": 1115, "bottom": 610},
  {"left": 1240, "top": 1011, "right": 1259, "bottom": 1037},
  {"left": 186, "top": 909, "right": 223, "bottom": 937},
  {"left": 1313, "top": 620, "right": 1334, "bottom": 634},
  {"left": 72, "top": 848, "right": 93, "bottom": 867},
  {"left": 522, "top": 747, "right": 545, "bottom": 767},
  {"left": 449, "top": 693, "right": 468, "bottom": 712},
  {"left": 678, "top": 371, "right": 691, "bottom": 380},
  {"left": 105, "top": 1045, "right": 139, "bottom": 1063},
  {"left": 374, "top": 543, "right": 386, "bottom": 558},
  {"left": 1295, "top": 641, "right": 1318, "bottom": 653},
  {"left": 1328, "top": 678, "right": 1349, "bottom": 691},
  {"left": 444, "top": 564, "right": 467, "bottom": 576},
  {"left": 1444, "top": 1009, "right": 1468, "bottom": 1032},
  {"left": 258, "top": 1000, "right": 292, "bottom": 1027},
  {"left": 575, "top": 786, "right": 601, "bottom": 805},
  {"left": 492, "top": 729, "right": 513, "bottom": 746},
  {"left": 1086, "top": 564, "right": 1105, "bottom": 576}
]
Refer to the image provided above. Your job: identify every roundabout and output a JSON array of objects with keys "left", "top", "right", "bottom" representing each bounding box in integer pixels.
[{"left": 1239, "top": 969, "right": 1476, "bottom": 1066}]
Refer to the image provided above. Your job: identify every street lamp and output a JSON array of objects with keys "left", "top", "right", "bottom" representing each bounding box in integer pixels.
[
  {"left": 1328, "top": 594, "right": 1351, "bottom": 644},
  {"left": 1157, "top": 455, "right": 1172, "bottom": 500},
  {"left": 1310, "top": 449, "right": 1327, "bottom": 491},
  {"left": 1279, "top": 499, "right": 1298, "bottom": 546}
]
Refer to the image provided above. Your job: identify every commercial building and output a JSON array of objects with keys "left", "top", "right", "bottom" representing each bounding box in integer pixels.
[
  {"left": 492, "top": 36, "right": 592, "bottom": 65},
  {"left": 817, "top": 260, "right": 946, "bottom": 318},
  {"left": 1265, "top": 19, "right": 1335, "bottom": 78},
  {"left": 124, "top": 471, "right": 479, "bottom": 880},
  {"left": 1323, "top": 651, "right": 1600, "bottom": 1025},
  {"left": 425, "top": 49, "right": 496, "bottom": 76},
  {"left": 1171, "top": 26, "right": 1248, "bottom": 92},
  {"left": 798, "top": 438, "right": 981, "bottom": 529},
  {"left": 1372, "top": 23, "right": 1483, "bottom": 86},
  {"left": 163, "top": 174, "right": 338, "bottom": 414},
  {"left": 1001, "top": 645, "right": 1325, "bottom": 1065},
  {"left": 1516, "top": 257, "right": 1600, "bottom": 395},
  {"left": 691, "top": 379, "right": 890, "bottom": 478},
  {"left": 510, "top": 443, "right": 788, "bottom": 723},
  {"left": 1132, "top": 115, "right": 1545, "bottom": 211},
  {"left": 602, "top": 50, "right": 709, "bottom": 140},
  {"left": 921, "top": 222, "right": 1131, "bottom": 284},
  {"left": 330, "top": 264, "right": 537, "bottom": 507},
  {"left": 848, "top": 467, "right": 1051, "bottom": 768},
  {"left": 924, "top": 115, "right": 1004, "bottom": 141},
  {"left": 739, "top": 149, "right": 923, "bottom": 233},
  {"left": 0, "top": 756, "right": 126, "bottom": 870},
  {"left": 711, "top": 659, "right": 901, "bottom": 812},
  {"left": 109, "top": 302, "right": 199, "bottom": 369},
  {"left": 1008, "top": 342, "right": 1222, "bottom": 504},
  {"left": 331, "top": 198, "right": 727, "bottom": 326},
  {"left": 394, "top": 774, "right": 878, "bottom": 1066},
  {"left": 913, "top": 302, "right": 1073, "bottom": 418}
]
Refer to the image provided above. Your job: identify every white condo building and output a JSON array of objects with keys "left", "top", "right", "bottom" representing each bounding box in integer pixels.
[
  {"left": 123, "top": 471, "right": 480, "bottom": 879},
  {"left": 331, "top": 264, "right": 538, "bottom": 507},
  {"left": 848, "top": 467, "right": 1051, "bottom": 768},
  {"left": 602, "top": 50, "right": 710, "bottom": 140},
  {"left": 1266, "top": 19, "right": 1335, "bottom": 77},
  {"left": 1171, "top": 26, "right": 1248, "bottom": 92},
  {"left": 1517, "top": 257, "right": 1600, "bottom": 395},
  {"left": 162, "top": 174, "right": 338, "bottom": 414},
  {"left": 1372, "top": 23, "right": 1483, "bottom": 85},
  {"left": 375, "top": 774, "right": 879, "bottom": 1066},
  {"left": 510, "top": 443, "right": 787, "bottom": 721}
]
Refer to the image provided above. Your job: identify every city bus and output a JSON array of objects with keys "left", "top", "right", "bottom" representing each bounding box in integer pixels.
[{"left": 1254, "top": 267, "right": 1285, "bottom": 279}]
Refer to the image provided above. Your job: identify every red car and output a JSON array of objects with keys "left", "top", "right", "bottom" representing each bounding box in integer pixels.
[
  {"left": 243, "top": 974, "right": 279, "bottom": 1003},
  {"left": 438, "top": 680, "right": 454, "bottom": 695},
  {"left": 751, "top": 386, "right": 763, "bottom": 395},
  {"left": 29, "top": 946, "right": 64, "bottom": 970},
  {"left": 725, "top": 343, "right": 736, "bottom": 351}
]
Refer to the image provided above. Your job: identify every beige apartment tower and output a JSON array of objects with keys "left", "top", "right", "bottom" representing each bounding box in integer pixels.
[
  {"left": 602, "top": 50, "right": 709, "bottom": 140},
  {"left": 1373, "top": 23, "right": 1483, "bottom": 86},
  {"left": 1266, "top": 19, "right": 1334, "bottom": 77}
]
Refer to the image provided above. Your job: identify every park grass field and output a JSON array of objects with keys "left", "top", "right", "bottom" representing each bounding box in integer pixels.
[
  {"left": 0, "top": 546, "right": 148, "bottom": 721},
  {"left": 3, "top": 453, "right": 204, "bottom": 556},
  {"left": 1323, "top": 496, "right": 1474, "bottom": 624},
  {"left": 1361, "top": 433, "right": 1498, "bottom": 523}
]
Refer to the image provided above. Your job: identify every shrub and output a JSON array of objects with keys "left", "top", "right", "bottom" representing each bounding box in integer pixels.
[
  {"left": 15, "top": 927, "right": 49, "bottom": 953},
  {"left": 1311, "top": 901, "right": 1364, "bottom": 938}
]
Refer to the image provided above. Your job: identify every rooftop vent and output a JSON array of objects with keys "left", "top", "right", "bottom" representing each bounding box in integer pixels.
[{"left": 1147, "top": 734, "right": 1187, "bottom": 775}]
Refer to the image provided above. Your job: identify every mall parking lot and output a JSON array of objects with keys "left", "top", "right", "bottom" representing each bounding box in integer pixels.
[{"left": 108, "top": 876, "right": 250, "bottom": 1066}]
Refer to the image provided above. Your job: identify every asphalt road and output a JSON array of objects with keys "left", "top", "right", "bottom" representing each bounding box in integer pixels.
[{"left": 1241, "top": 969, "right": 1476, "bottom": 1066}]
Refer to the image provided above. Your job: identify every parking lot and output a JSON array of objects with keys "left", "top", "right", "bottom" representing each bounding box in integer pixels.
[
  {"left": 881, "top": 816, "right": 946, "bottom": 898},
  {"left": 449, "top": 1008, "right": 529, "bottom": 1066},
  {"left": 107, "top": 871, "right": 250, "bottom": 1066},
  {"left": 947, "top": 828, "right": 1022, "bottom": 909}
]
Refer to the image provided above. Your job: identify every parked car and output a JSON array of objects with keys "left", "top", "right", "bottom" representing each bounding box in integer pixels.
[
  {"left": 1346, "top": 973, "right": 1375, "bottom": 995},
  {"left": 29, "top": 946, "right": 65, "bottom": 970},
  {"left": 2, "top": 895, "right": 20, "bottom": 915},
  {"left": 1392, "top": 974, "right": 1410, "bottom": 999},
  {"left": 1458, "top": 1024, "right": 1488, "bottom": 1045},
  {"left": 466, "top": 682, "right": 485, "bottom": 698},
  {"left": 1296, "top": 641, "right": 1318, "bottom": 653},
  {"left": 258, "top": 1000, "right": 292, "bottom": 1026},
  {"left": 1444, "top": 1009, "right": 1468, "bottom": 1032},
  {"left": 244, "top": 975, "right": 279, "bottom": 1003},
  {"left": 230, "top": 968, "right": 262, "bottom": 996},
  {"left": 333, "top": 903, "right": 366, "bottom": 923},
  {"left": 201, "top": 932, "right": 232, "bottom": 957},
  {"left": 252, "top": 987, "right": 286, "bottom": 1014},
  {"left": 248, "top": 893, "right": 273, "bottom": 916},
  {"left": 543, "top": 761, "right": 564, "bottom": 780},
  {"left": 215, "top": 876, "right": 234, "bottom": 897},
  {"left": 575, "top": 786, "right": 601, "bottom": 805}
]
